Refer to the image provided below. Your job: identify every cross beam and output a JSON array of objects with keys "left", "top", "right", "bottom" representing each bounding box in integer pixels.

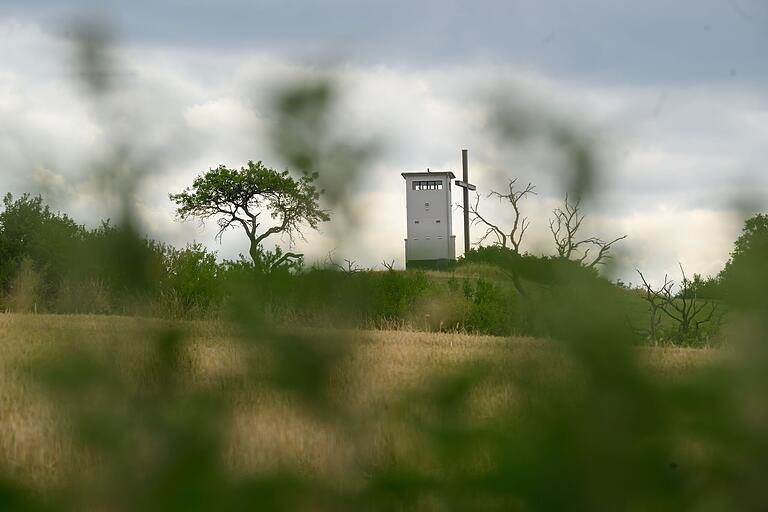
[{"left": 454, "top": 149, "right": 476, "bottom": 256}]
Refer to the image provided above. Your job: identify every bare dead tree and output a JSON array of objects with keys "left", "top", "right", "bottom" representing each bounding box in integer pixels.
[
  {"left": 326, "top": 251, "right": 363, "bottom": 274},
  {"left": 636, "top": 270, "right": 674, "bottom": 345},
  {"left": 636, "top": 264, "right": 717, "bottom": 345},
  {"left": 666, "top": 263, "right": 717, "bottom": 342},
  {"left": 381, "top": 259, "right": 395, "bottom": 271},
  {"left": 549, "top": 194, "right": 627, "bottom": 268},
  {"left": 455, "top": 179, "right": 536, "bottom": 300},
  {"left": 467, "top": 179, "right": 537, "bottom": 254},
  {"left": 489, "top": 179, "right": 537, "bottom": 253}
]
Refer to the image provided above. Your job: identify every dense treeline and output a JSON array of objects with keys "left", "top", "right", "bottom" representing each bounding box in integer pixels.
[
  {"left": 0, "top": 193, "right": 520, "bottom": 334},
  {"left": 0, "top": 192, "right": 216, "bottom": 316}
]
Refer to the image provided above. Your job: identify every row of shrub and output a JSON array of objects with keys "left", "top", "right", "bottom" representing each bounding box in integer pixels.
[
  {"left": 0, "top": 193, "right": 525, "bottom": 335},
  {"left": 3, "top": 251, "right": 520, "bottom": 337},
  {"left": 2, "top": 192, "right": 750, "bottom": 342}
]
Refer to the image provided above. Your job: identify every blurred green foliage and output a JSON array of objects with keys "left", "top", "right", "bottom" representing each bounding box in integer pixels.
[{"left": 1, "top": 22, "right": 767, "bottom": 512}]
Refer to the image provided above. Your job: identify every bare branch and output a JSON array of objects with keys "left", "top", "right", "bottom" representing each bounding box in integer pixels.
[
  {"left": 549, "top": 194, "right": 626, "bottom": 267},
  {"left": 269, "top": 251, "right": 303, "bottom": 270},
  {"left": 488, "top": 179, "right": 537, "bottom": 253},
  {"left": 584, "top": 235, "right": 628, "bottom": 268},
  {"left": 636, "top": 269, "right": 675, "bottom": 344},
  {"left": 467, "top": 178, "right": 536, "bottom": 253},
  {"left": 468, "top": 192, "right": 507, "bottom": 247},
  {"left": 326, "top": 251, "right": 363, "bottom": 274},
  {"left": 637, "top": 264, "right": 718, "bottom": 345}
]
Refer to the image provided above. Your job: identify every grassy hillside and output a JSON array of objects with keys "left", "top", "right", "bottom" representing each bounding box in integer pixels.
[{"left": 425, "top": 261, "right": 725, "bottom": 345}]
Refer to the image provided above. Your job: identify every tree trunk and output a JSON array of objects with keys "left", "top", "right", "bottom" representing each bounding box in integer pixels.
[{"left": 249, "top": 240, "right": 260, "bottom": 265}]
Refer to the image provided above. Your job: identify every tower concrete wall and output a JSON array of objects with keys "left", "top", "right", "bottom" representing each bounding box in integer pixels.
[{"left": 402, "top": 171, "right": 456, "bottom": 265}]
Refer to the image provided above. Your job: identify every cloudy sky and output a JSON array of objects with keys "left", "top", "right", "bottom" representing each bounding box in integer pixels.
[{"left": 1, "top": 0, "right": 767, "bottom": 284}]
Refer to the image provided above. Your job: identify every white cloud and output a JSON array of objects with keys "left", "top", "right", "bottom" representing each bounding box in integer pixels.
[
  {"left": 0, "top": 18, "right": 766, "bottom": 285},
  {"left": 184, "top": 98, "right": 259, "bottom": 131},
  {"left": 613, "top": 208, "right": 742, "bottom": 284}
]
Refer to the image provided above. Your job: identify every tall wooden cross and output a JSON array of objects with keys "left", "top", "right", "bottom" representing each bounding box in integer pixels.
[{"left": 454, "top": 149, "right": 476, "bottom": 256}]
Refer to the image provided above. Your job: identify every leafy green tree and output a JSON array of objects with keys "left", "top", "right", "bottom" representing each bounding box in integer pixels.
[
  {"left": 685, "top": 272, "right": 723, "bottom": 300},
  {"left": 720, "top": 213, "right": 768, "bottom": 307},
  {"left": 170, "top": 161, "right": 329, "bottom": 272},
  {"left": 723, "top": 214, "right": 768, "bottom": 274},
  {"left": 0, "top": 193, "right": 85, "bottom": 295}
]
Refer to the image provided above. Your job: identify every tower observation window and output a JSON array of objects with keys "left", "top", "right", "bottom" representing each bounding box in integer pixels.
[{"left": 412, "top": 180, "right": 443, "bottom": 191}]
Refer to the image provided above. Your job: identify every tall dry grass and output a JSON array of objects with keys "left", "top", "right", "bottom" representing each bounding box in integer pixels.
[{"left": 0, "top": 313, "right": 715, "bottom": 490}]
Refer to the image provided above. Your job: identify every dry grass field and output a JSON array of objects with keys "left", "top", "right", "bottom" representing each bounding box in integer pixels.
[{"left": 0, "top": 313, "right": 717, "bottom": 492}]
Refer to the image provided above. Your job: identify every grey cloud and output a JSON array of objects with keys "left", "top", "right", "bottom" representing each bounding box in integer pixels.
[{"left": 2, "top": 0, "right": 768, "bottom": 86}]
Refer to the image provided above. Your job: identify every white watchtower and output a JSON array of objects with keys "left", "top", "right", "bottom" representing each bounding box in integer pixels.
[{"left": 401, "top": 171, "right": 456, "bottom": 268}]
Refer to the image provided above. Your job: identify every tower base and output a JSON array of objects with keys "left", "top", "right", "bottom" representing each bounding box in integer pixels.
[{"left": 405, "top": 259, "right": 456, "bottom": 271}]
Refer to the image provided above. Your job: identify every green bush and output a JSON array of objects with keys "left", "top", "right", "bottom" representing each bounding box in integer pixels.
[
  {"left": 369, "top": 270, "right": 430, "bottom": 319},
  {"left": 461, "top": 245, "right": 599, "bottom": 285},
  {"left": 464, "top": 278, "right": 516, "bottom": 336},
  {"left": 159, "top": 243, "right": 221, "bottom": 317}
]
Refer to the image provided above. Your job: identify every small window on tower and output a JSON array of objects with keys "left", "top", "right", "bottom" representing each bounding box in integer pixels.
[
  {"left": 414, "top": 220, "right": 420, "bottom": 224},
  {"left": 412, "top": 180, "right": 444, "bottom": 190},
  {"left": 436, "top": 219, "right": 441, "bottom": 223}
]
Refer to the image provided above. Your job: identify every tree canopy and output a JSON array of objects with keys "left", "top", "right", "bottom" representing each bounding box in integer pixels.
[
  {"left": 720, "top": 213, "right": 768, "bottom": 306},
  {"left": 727, "top": 214, "right": 768, "bottom": 265},
  {"left": 0, "top": 193, "right": 85, "bottom": 293},
  {"left": 169, "top": 161, "right": 329, "bottom": 271}
]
